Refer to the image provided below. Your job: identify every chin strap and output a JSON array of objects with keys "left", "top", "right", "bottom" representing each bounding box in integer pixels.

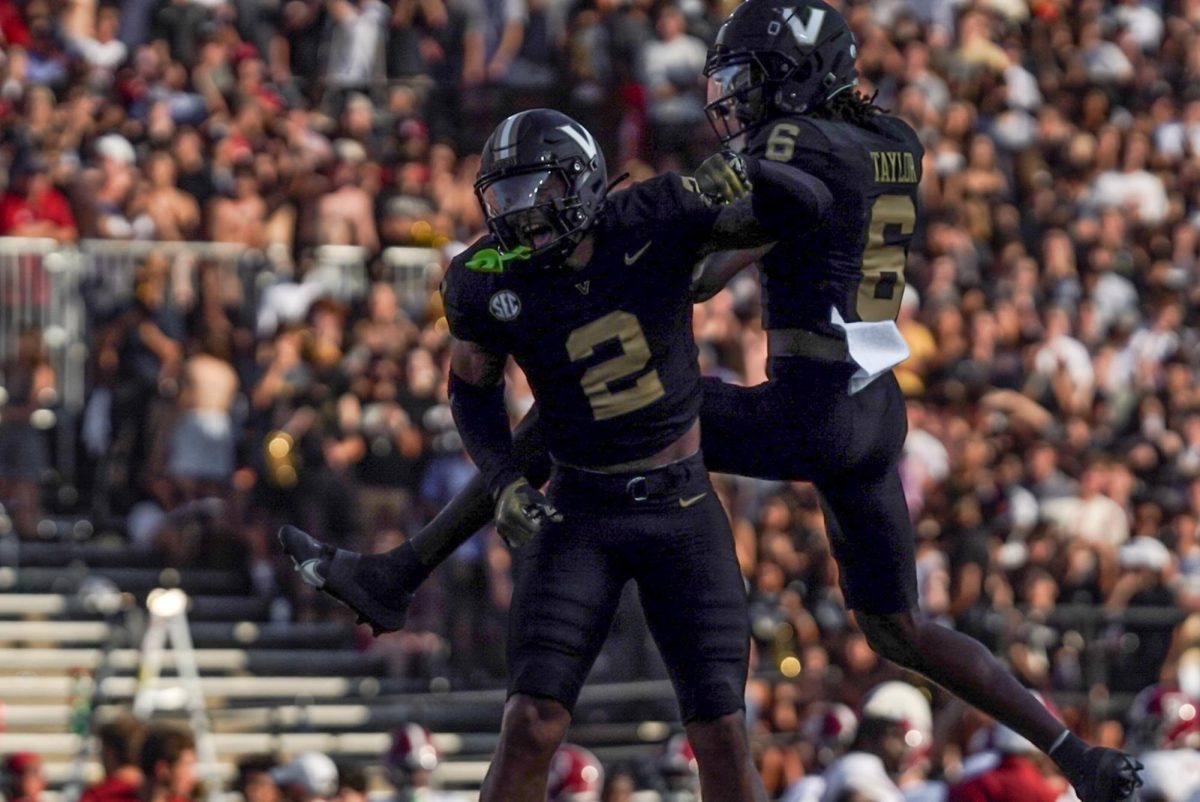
[{"left": 604, "top": 172, "right": 631, "bottom": 195}]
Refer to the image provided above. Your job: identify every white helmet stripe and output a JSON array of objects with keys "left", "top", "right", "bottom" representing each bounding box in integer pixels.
[
  {"left": 496, "top": 111, "right": 527, "bottom": 154},
  {"left": 557, "top": 123, "right": 597, "bottom": 161}
]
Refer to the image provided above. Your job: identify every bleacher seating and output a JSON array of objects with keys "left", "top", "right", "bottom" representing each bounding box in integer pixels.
[{"left": 0, "top": 528, "right": 684, "bottom": 796}]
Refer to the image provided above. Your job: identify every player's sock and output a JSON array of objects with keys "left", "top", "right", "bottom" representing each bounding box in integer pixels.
[
  {"left": 1047, "top": 730, "right": 1088, "bottom": 776},
  {"left": 352, "top": 407, "right": 553, "bottom": 596}
]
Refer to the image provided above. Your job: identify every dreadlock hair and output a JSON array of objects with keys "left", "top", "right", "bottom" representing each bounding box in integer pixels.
[{"left": 812, "top": 89, "right": 884, "bottom": 126}]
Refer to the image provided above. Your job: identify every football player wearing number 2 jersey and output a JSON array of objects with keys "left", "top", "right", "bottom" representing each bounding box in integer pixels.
[
  {"left": 282, "top": 1, "right": 1143, "bottom": 800},
  {"left": 287, "top": 103, "right": 817, "bottom": 802}
]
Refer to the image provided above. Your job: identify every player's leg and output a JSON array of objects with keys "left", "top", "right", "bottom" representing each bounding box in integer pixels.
[
  {"left": 698, "top": 376, "right": 806, "bottom": 479},
  {"left": 480, "top": 695, "right": 571, "bottom": 802},
  {"left": 819, "top": 395, "right": 1141, "bottom": 801},
  {"left": 481, "top": 481, "right": 628, "bottom": 801},
  {"left": 279, "top": 406, "right": 551, "bottom": 633},
  {"left": 631, "top": 454, "right": 767, "bottom": 802},
  {"left": 698, "top": 370, "right": 849, "bottom": 481}
]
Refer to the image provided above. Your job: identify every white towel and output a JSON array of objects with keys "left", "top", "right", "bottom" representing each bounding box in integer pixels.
[{"left": 830, "top": 306, "right": 910, "bottom": 395}]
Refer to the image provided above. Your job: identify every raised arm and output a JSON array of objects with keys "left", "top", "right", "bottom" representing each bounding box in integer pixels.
[{"left": 694, "top": 150, "right": 833, "bottom": 255}]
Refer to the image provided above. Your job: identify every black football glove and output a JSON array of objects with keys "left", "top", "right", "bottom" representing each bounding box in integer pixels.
[
  {"left": 695, "top": 150, "right": 753, "bottom": 205},
  {"left": 494, "top": 478, "right": 563, "bottom": 548}
]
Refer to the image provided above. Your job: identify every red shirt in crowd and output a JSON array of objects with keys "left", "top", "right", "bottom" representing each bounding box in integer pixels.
[
  {"left": 0, "top": 0, "right": 29, "bottom": 48},
  {"left": 948, "top": 755, "right": 1060, "bottom": 802},
  {"left": 0, "top": 186, "right": 76, "bottom": 236},
  {"left": 79, "top": 776, "right": 141, "bottom": 802}
]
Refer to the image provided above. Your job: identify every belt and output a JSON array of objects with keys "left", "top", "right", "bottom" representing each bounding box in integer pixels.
[
  {"left": 553, "top": 453, "right": 702, "bottom": 502},
  {"left": 768, "top": 328, "right": 849, "bottom": 361}
]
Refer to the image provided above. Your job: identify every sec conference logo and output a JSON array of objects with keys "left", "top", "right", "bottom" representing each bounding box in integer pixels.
[{"left": 489, "top": 290, "right": 521, "bottom": 321}]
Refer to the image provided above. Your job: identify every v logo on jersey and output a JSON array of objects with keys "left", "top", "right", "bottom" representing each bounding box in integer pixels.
[
  {"left": 624, "top": 241, "right": 652, "bottom": 265},
  {"left": 772, "top": 7, "right": 826, "bottom": 46},
  {"left": 575, "top": 281, "right": 591, "bottom": 295}
]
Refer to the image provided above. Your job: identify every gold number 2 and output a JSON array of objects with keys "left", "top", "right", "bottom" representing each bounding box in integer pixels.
[
  {"left": 858, "top": 194, "right": 916, "bottom": 321},
  {"left": 566, "top": 310, "right": 665, "bottom": 421}
]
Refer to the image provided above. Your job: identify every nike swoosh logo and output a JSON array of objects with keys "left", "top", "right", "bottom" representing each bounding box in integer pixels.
[
  {"left": 298, "top": 559, "right": 326, "bottom": 589},
  {"left": 679, "top": 493, "right": 708, "bottom": 508},
  {"left": 624, "top": 240, "right": 652, "bottom": 265}
]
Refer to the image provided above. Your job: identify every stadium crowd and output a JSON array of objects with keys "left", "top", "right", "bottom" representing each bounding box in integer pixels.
[{"left": 4, "top": 0, "right": 1200, "bottom": 797}]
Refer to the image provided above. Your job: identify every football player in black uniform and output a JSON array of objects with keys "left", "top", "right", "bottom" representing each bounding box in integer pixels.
[
  {"left": 281, "top": 3, "right": 1142, "bottom": 800},
  {"left": 284, "top": 108, "right": 819, "bottom": 801},
  {"left": 693, "top": 4, "right": 1139, "bottom": 800}
]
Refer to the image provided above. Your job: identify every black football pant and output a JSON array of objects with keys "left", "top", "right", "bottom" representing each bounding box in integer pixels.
[
  {"left": 507, "top": 452, "right": 749, "bottom": 723},
  {"left": 505, "top": 360, "right": 917, "bottom": 614},
  {"left": 699, "top": 358, "right": 917, "bottom": 613}
]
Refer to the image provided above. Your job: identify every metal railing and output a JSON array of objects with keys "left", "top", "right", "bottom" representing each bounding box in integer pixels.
[
  {"left": 0, "top": 238, "right": 88, "bottom": 413},
  {"left": 0, "top": 237, "right": 403, "bottom": 416}
]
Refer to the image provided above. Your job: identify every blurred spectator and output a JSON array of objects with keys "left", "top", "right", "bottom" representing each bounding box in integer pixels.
[
  {"left": 207, "top": 163, "right": 267, "bottom": 248},
  {"left": 323, "top": 0, "right": 390, "bottom": 106},
  {"left": 271, "top": 753, "right": 338, "bottom": 802},
  {"left": 317, "top": 145, "right": 380, "bottom": 252},
  {"left": 138, "top": 725, "right": 198, "bottom": 802},
  {"left": 167, "top": 328, "right": 239, "bottom": 498},
  {"left": 547, "top": 744, "right": 604, "bottom": 802},
  {"left": 98, "top": 257, "right": 183, "bottom": 511},
  {"left": 0, "top": 327, "right": 54, "bottom": 538},
  {"left": 599, "top": 768, "right": 635, "bottom": 802},
  {"left": 75, "top": 6, "right": 127, "bottom": 77},
  {"left": 820, "top": 753, "right": 902, "bottom": 802},
  {"left": 81, "top": 717, "right": 147, "bottom": 802},
  {"left": 657, "top": 735, "right": 698, "bottom": 801},
  {"left": 639, "top": 3, "right": 705, "bottom": 162},
  {"left": 948, "top": 694, "right": 1064, "bottom": 802},
  {"left": 1126, "top": 684, "right": 1200, "bottom": 802},
  {"left": 141, "top": 150, "right": 201, "bottom": 241},
  {"left": 0, "top": 154, "right": 77, "bottom": 241},
  {"left": 385, "top": 724, "right": 439, "bottom": 796},
  {"left": 235, "top": 758, "right": 281, "bottom": 802},
  {"left": 2, "top": 754, "right": 46, "bottom": 802},
  {"left": 330, "top": 765, "right": 366, "bottom": 802}
]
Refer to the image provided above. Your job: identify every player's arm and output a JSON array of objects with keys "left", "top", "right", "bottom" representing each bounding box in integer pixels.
[
  {"left": 695, "top": 150, "right": 833, "bottom": 246},
  {"left": 448, "top": 337, "right": 514, "bottom": 490},
  {"left": 692, "top": 244, "right": 773, "bottom": 303},
  {"left": 448, "top": 338, "right": 561, "bottom": 546}
]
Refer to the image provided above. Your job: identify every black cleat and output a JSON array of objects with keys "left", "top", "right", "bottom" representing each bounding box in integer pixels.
[
  {"left": 278, "top": 525, "right": 413, "bottom": 636},
  {"left": 1068, "top": 747, "right": 1144, "bottom": 802}
]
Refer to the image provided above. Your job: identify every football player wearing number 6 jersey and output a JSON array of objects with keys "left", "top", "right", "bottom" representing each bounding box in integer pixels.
[{"left": 694, "top": 2, "right": 1138, "bottom": 800}]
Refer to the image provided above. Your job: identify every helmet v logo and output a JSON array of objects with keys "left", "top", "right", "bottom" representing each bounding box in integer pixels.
[
  {"left": 775, "top": 7, "right": 826, "bottom": 45},
  {"left": 558, "top": 124, "right": 598, "bottom": 161}
]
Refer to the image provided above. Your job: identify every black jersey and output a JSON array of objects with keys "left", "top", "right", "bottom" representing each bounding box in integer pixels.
[
  {"left": 442, "top": 174, "right": 720, "bottom": 467},
  {"left": 745, "top": 113, "right": 923, "bottom": 337}
]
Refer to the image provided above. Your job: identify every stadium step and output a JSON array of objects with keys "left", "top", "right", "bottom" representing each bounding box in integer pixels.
[
  {"left": 0, "top": 647, "right": 388, "bottom": 676},
  {"left": 11, "top": 566, "right": 247, "bottom": 596},
  {"left": 0, "top": 593, "right": 274, "bottom": 622},
  {"left": 11, "top": 541, "right": 165, "bottom": 568},
  {"left": 0, "top": 620, "right": 354, "bottom": 649}
]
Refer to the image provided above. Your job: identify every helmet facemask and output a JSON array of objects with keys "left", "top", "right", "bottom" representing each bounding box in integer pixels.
[
  {"left": 475, "top": 167, "right": 587, "bottom": 263},
  {"left": 704, "top": 51, "right": 815, "bottom": 150}
]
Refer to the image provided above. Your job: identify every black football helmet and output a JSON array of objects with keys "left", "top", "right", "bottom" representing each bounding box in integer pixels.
[
  {"left": 475, "top": 109, "right": 608, "bottom": 264},
  {"left": 704, "top": 0, "right": 858, "bottom": 147}
]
